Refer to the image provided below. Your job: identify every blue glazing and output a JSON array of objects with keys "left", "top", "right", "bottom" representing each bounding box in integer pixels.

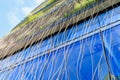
[
  {"left": 0, "top": 5, "right": 119, "bottom": 71},
  {"left": 0, "top": 5, "right": 120, "bottom": 80}
]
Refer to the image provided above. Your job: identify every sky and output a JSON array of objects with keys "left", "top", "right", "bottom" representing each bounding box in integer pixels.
[{"left": 0, "top": 0, "right": 45, "bottom": 38}]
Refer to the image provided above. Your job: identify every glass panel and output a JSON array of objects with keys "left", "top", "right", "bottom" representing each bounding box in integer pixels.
[{"left": 103, "top": 25, "right": 120, "bottom": 79}]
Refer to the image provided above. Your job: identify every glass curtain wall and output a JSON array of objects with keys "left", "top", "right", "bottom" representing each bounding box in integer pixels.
[{"left": 0, "top": 4, "right": 120, "bottom": 80}]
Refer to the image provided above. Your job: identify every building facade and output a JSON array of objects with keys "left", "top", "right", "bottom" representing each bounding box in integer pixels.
[{"left": 0, "top": 0, "right": 120, "bottom": 80}]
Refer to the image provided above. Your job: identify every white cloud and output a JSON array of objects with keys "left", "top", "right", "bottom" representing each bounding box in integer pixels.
[
  {"left": 35, "top": 0, "right": 46, "bottom": 5},
  {"left": 21, "top": 7, "right": 33, "bottom": 15},
  {"left": 7, "top": 13, "right": 20, "bottom": 28},
  {"left": 18, "top": 0, "right": 24, "bottom": 4},
  {"left": 21, "top": 0, "right": 46, "bottom": 16},
  {"left": 7, "top": 0, "right": 46, "bottom": 27}
]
